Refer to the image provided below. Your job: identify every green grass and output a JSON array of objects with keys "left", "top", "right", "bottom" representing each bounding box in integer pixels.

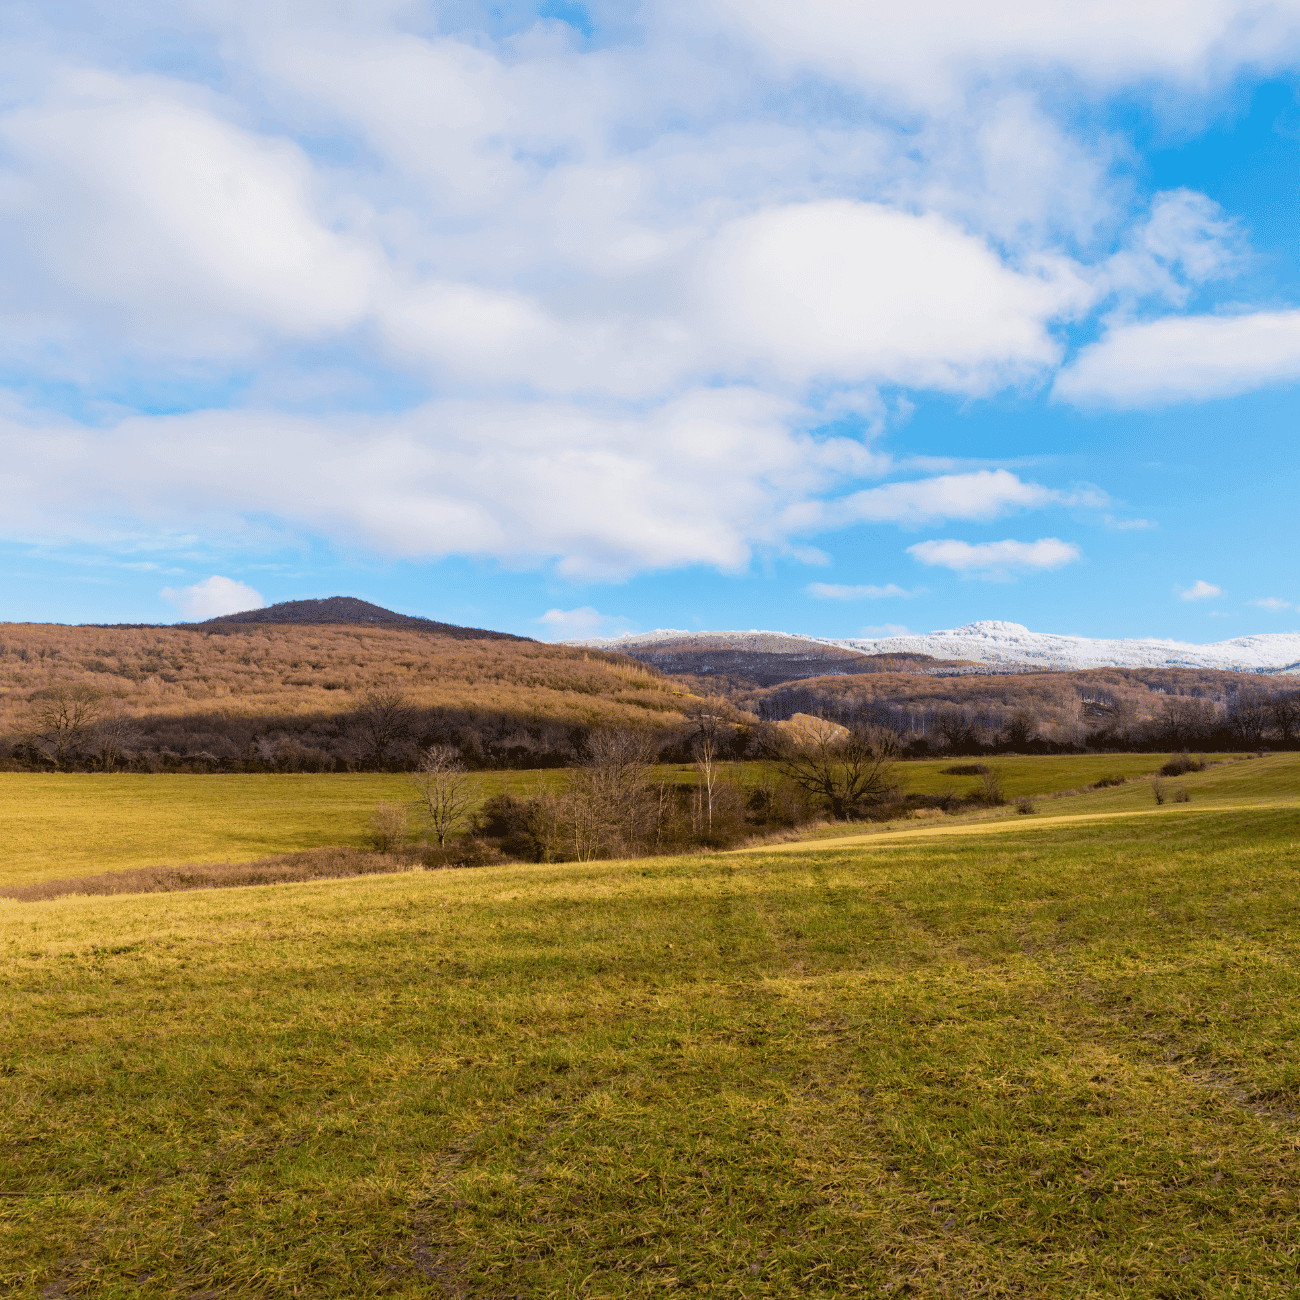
[
  {"left": 0, "top": 771, "right": 568, "bottom": 888},
  {"left": 894, "top": 752, "right": 1244, "bottom": 799},
  {"left": 3, "top": 758, "right": 1300, "bottom": 1295},
  {"left": 0, "top": 756, "right": 1191, "bottom": 890}
]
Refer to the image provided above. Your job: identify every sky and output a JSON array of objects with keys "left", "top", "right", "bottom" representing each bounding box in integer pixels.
[{"left": 2, "top": 0, "right": 1300, "bottom": 643}]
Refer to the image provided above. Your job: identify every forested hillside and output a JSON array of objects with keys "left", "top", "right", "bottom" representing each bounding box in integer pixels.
[
  {"left": 0, "top": 620, "right": 706, "bottom": 772},
  {"left": 741, "top": 665, "right": 1300, "bottom": 752}
]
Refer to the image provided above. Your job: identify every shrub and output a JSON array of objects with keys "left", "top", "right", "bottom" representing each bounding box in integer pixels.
[
  {"left": 1092, "top": 774, "right": 1126, "bottom": 788},
  {"left": 421, "top": 837, "right": 506, "bottom": 870},
  {"left": 942, "top": 763, "right": 990, "bottom": 776},
  {"left": 369, "top": 801, "right": 410, "bottom": 852},
  {"left": 1174, "top": 786, "right": 1191, "bottom": 803},
  {"left": 1152, "top": 779, "right": 1167, "bottom": 805},
  {"left": 1161, "top": 752, "right": 1207, "bottom": 777},
  {"left": 977, "top": 769, "right": 1006, "bottom": 806},
  {"left": 1015, "top": 796, "right": 1036, "bottom": 815}
]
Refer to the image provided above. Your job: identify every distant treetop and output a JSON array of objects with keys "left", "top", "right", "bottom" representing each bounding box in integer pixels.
[{"left": 193, "top": 596, "right": 531, "bottom": 642}]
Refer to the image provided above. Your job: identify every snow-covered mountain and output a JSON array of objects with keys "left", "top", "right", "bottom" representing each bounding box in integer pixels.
[{"left": 570, "top": 621, "right": 1300, "bottom": 674}]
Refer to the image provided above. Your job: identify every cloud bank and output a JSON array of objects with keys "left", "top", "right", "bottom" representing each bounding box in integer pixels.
[{"left": 0, "top": 1, "right": 1293, "bottom": 580}]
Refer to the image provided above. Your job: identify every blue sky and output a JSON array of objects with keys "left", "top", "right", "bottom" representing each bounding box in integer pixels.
[{"left": 1, "top": 0, "right": 1299, "bottom": 642}]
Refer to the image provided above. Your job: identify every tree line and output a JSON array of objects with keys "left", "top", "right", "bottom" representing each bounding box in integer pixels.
[
  {"left": 756, "top": 681, "right": 1300, "bottom": 755},
  {"left": 400, "top": 719, "right": 905, "bottom": 866}
]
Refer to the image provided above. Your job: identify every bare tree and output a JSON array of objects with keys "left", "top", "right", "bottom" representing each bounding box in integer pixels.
[
  {"left": 1268, "top": 690, "right": 1300, "bottom": 746},
  {"left": 353, "top": 688, "right": 415, "bottom": 768},
  {"left": 934, "top": 708, "right": 979, "bottom": 753},
  {"left": 26, "top": 683, "right": 103, "bottom": 768},
  {"left": 563, "top": 728, "right": 656, "bottom": 860},
  {"left": 411, "top": 746, "right": 473, "bottom": 847},
  {"left": 768, "top": 725, "right": 901, "bottom": 820},
  {"left": 1001, "top": 709, "right": 1037, "bottom": 750},
  {"left": 88, "top": 702, "right": 141, "bottom": 770},
  {"left": 1227, "top": 689, "right": 1271, "bottom": 749},
  {"left": 693, "top": 732, "right": 719, "bottom": 832},
  {"left": 1154, "top": 695, "right": 1218, "bottom": 749}
]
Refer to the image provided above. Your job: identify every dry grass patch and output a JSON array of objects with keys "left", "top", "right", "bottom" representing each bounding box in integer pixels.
[{"left": 0, "top": 847, "right": 418, "bottom": 902}]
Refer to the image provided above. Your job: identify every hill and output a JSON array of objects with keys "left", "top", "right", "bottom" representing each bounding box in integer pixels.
[
  {"left": 605, "top": 634, "right": 948, "bottom": 691},
  {"left": 0, "top": 617, "right": 700, "bottom": 772},
  {"left": 191, "top": 595, "right": 531, "bottom": 641},
  {"left": 573, "top": 619, "right": 1300, "bottom": 674}
]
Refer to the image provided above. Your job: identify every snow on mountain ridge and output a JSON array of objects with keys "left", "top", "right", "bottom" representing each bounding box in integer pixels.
[{"left": 568, "top": 620, "right": 1300, "bottom": 674}]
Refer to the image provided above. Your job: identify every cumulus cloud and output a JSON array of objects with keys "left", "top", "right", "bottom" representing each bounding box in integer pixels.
[
  {"left": 907, "top": 537, "right": 1082, "bottom": 577},
  {"left": 697, "top": 202, "right": 1085, "bottom": 393},
  {"left": 1251, "top": 596, "right": 1291, "bottom": 611},
  {"left": 697, "top": 0, "right": 1300, "bottom": 104},
  {"left": 1055, "top": 310, "right": 1300, "bottom": 406},
  {"left": 160, "top": 575, "right": 264, "bottom": 619},
  {"left": 0, "top": 389, "right": 883, "bottom": 578},
  {"left": 1179, "top": 579, "right": 1222, "bottom": 601},
  {"left": 536, "top": 607, "right": 634, "bottom": 639},
  {"left": 0, "top": 1, "right": 1291, "bottom": 577},
  {"left": 807, "top": 583, "right": 916, "bottom": 600}
]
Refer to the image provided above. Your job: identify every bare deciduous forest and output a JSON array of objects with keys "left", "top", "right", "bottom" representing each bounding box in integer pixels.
[
  {"left": 733, "top": 664, "right": 1300, "bottom": 753},
  {"left": 4, "top": 614, "right": 1298, "bottom": 777},
  {"left": 0, "top": 621, "right": 708, "bottom": 772}
]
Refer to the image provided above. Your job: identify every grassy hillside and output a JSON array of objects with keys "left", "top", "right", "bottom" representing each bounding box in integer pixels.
[{"left": 3, "top": 756, "right": 1300, "bottom": 1295}]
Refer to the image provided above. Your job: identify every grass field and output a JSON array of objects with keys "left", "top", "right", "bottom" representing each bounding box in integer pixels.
[
  {"left": 0, "top": 771, "right": 569, "bottom": 889},
  {"left": 0, "top": 754, "right": 1233, "bottom": 890},
  {"left": 3, "top": 754, "right": 1299, "bottom": 1295}
]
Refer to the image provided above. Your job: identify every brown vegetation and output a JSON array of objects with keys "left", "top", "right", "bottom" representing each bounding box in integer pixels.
[
  {"left": 0, "top": 620, "right": 704, "bottom": 771},
  {"left": 0, "top": 846, "right": 415, "bottom": 902},
  {"left": 737, "top": 665, "right": 1300, "bottom": 754},
  {"left": 620, "top": 636, "right": 950, "bottom": 691}
]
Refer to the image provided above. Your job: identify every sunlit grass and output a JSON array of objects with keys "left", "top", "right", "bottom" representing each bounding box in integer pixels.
[
  {"left": 0, "top": 770, "right": 567, "bottom": 887},
  {"left": 4, "top": 763, "right": 1300, "bottom": 1296}
]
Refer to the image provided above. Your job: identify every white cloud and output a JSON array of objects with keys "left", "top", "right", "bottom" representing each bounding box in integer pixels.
[
  {"left": 907, "top": 537, "right": 1082, "bottom": 577},
  {"left": 0, "top": 71, "right": 379, "bottom": 359},
  {"left": 697, "top": 201, "right": 1086, "bottom": 393},
  {"left": 1251, "top": 597, "right": 1291, "bottom": 611},
  {"left": 860, "top": 623, "right": 911, "bottom": 636},
  {"left": 1055, "top": 310, "right": 1300, "bottom": 406},
  {"left": 536, "top": 607, "right": 634, "bottom": 639},
  {"left": 160, "top": 575, "right": 264, "bottom": 619},
  {"left": 1104, "top": 515, "right": 1156, "bottom": 531},
  {"left": 1179, "top": 579, "right": 1222, "bottom": 601},
  {"left": 697, "top": 0, "right": 1300, "bottom": 104},
  {"left": 0, "top": 1, "right": 1290, "bottom": 579},
  {"left": 807, "top": 582, "right": 917, "bottom": 600},
  {"left": 820, "top": 470, "right": 1104, "bottom": 529},
  {"left": 0, "top": 389, "right": 885, "bottom": 579}
]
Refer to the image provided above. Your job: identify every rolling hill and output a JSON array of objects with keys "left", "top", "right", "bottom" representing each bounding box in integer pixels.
[{"left": 0, "top": 600, "right": 698, "bottom": 772}]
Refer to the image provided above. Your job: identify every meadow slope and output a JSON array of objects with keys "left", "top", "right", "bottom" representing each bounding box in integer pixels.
[
  {"left": 0, "top": 754, "right": 1205, "bottom": 890},
  {"left": 2, "top": 755, "right": 1299, "bottom": 1296}
]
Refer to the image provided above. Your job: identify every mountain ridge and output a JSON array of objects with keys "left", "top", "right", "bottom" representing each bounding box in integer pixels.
[{"left": 566, "top": 619, "right": 1300, "bottom": 675}]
